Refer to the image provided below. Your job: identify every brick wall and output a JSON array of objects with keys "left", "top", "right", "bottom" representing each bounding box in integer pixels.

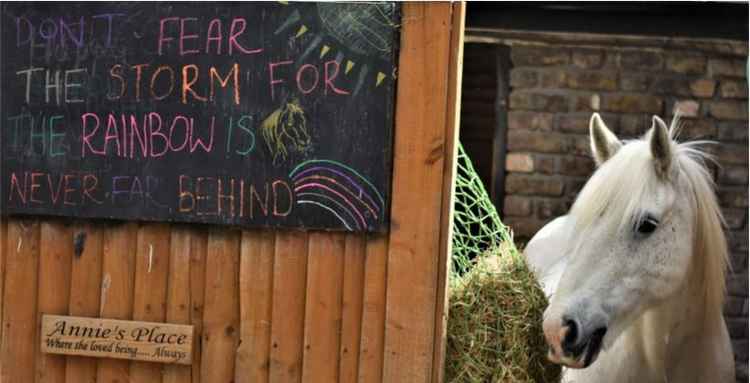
[{"left": 492, "top": 38, "right": 748, "bottom": 380}]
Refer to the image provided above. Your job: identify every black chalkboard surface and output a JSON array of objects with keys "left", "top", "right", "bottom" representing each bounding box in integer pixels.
[{"left": 1, "top": 2, "right": 400, "bottom": 232}]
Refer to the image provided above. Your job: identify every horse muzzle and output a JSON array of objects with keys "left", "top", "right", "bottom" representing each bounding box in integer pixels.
[{"left": 543, "top": 315, "right": 608, "bottom": 369}]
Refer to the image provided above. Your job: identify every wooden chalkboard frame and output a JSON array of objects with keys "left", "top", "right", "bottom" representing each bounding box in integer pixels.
[{"left": 1, "top": 2, "right": 401, "bottom": 232}]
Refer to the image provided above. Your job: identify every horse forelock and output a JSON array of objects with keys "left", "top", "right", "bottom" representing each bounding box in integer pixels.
[{"left": 569, "top": 140, "right": 658, "bottom": 236}]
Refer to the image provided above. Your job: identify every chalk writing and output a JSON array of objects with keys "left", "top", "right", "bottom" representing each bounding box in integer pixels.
[{"left": 2, "top": 2, "right": 399, "bottom": 231}]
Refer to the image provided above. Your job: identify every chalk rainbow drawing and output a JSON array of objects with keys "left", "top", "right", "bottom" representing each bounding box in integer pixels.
[{"left": 290, "top": 159, "right": 384, "bottom": 230}]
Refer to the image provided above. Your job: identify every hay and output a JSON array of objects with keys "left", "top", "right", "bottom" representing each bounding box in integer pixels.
[{"left": 445, "top": 242, "right": 561, "bottom": 383}]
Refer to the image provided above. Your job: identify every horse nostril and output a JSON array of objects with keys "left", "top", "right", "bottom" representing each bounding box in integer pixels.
[
  {"left": 561, "top": 316, "right": 579, "bottom": 350},
  {"left": 592, "top": 326, "right": 608, "bottom": 342}
]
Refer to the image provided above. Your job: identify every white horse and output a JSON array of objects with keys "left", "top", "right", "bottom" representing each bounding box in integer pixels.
[{"left": 524, "top": 113, "right": 735, "bottom": 382}]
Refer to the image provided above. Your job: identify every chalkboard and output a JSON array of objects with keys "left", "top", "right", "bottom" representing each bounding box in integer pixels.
[{"left": 1, "top": 2, "right": 400, "bottom": 232}]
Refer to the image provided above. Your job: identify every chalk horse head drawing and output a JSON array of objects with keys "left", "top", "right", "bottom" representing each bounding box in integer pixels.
[{"left": 525, "top": 113, "right": 734, "bottom": 382}]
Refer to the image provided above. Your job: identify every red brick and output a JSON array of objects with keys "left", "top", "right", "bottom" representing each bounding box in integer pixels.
[
  {"left": 540, "top": 69, "right": 567, "bottom": 88},
  {"left": 509, "top": 91, "right": 568, "bottom": 112},
  {"left": 572, "top": 49, "right": 605, "bottom": 69},
  {"left": 619, "top": 114, "right": 650, "bottom": 137},
  {"left": 726, "top": 317, "right": 749, "bottom": 339},
  {"left": 507, "top": 130, "right": 568, "bottom": 153},
  {"left": 671, "top": 100, "right": 700, "bottom": 117},
  {"left": 720, "top": 80, "right": 749, "bottom": 99},
  {"left": 507, "top": 111, "right": 555, "bottom": 131},
  {"left": 651, "top": 77, "right": 692, "bottom": 96},
  {"left": 504, "top": 196, "right": 533, "bottom": 217},
  {"left": 508, "top": 130, "right": 568, "bottom": 153},
  {"left": 511, "top": 46, "right": 569, "bottom": 66},
  {"left": 558, "top": 114, "right": 591, "bottom": 134},
  {"left": 602, "top": 93, "right": 663, "bottom": 114},
  {"left": 557, "top": 113, "right": 619, "bottom": 134},
  {"left": 707, "top": 101, "right": 749, "bottom": 120},
  {"left": 725, "top": 296, "right": 747, "bottom": 316},
  {"left": 570, "top": 93, "right": 600, "bottom": 112},
  {"left": 567, "top": 71, "right": 618, "bottom": 91},
  {"left": 718, "top": 188, "right": 749, "bottom": 208},
  {"left": 560, "top": 156, "right": 595, "bottom": 177},
  {"left": 717, "top": 121, "right": 749, "bottom": 142},
  {"left": 665, "top": 52, "right": 707, "bottom": 74},
  {"left": 618, "top": 50, "right": 663, "bottom": 70},
  {"left": 716, "top": 144, "right": 749, "bottom": 165},
  {"left": 675, "top": 119, "right": 716, "bottom": 140},
  {"left": 534, "top": 155, "right": 558, "bottom": 174},
  {"left": 729, "top": 230, "right": 749, "bottom": 253},
  {"left": 620, "top": 73, "right": 652, "bottom": 92},
  {"left": 505, "top": 174, "right": 565, "bottom": 196},
  {"left": 536, "top": 198, "right": 570, "bottom": 219},
  {"left": 690, "top": 79, "right": 717, "bottom": 98},
  {"left": 510, "top": 68, "right": 539, "bottom": 88},
  {"left": 539, "top": 70, "right": 617, "bottom": 91},
  {"left": 727, "top": 272, "right": 748, "bottom": 296},
  {"left": 569, "top": 135, "right": 591, "bottom": 156},
  {"left": 709, "top": 58, "right": 746, "bottom": 78},
  {"left": 723, "top": 208, "right": 747, "bottom": 230},
  {"left": 718, "top": 166, "right": 749, "bottom": 186},
  {"left": 729, "top": 251, "right": 748, "bottom": 272},
  {"left": 506, "top": 153, "right": 534, "bottom": 172}
]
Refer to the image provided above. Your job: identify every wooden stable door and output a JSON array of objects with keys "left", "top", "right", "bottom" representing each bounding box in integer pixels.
[{"left": 0, "top": 3, "right": 465, "bottom": 382}]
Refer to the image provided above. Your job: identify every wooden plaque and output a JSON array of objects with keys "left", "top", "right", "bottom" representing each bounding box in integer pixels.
[{"left": 41, "top": 314, "right": 194, "bottom": 365}]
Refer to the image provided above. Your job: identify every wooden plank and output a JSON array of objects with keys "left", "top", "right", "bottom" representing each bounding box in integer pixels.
[
  {"left": 338, "top": 234, "right": 366, "bottom": 383},
  {"left": 464, "top": 27, "right": 748, "bottom": 56},
  {"left": 36, "top": 222, "right": 73, "bottom": 383},
  {"left": 199, "top": 229, "right": 240, "bottom": 383},
  {"left": 130, "top": 223, "right": 171, "bottom": 382},
  {"left": 383, "top": 3, "right": 454, "bottom": 382},
  {"left": 301, "top": 232, "right": 346, "bottom": 383},
  {"left": 96, "top": 223, "right": 137, "bottom": 383},
  {"left": 235, "top": 230, "right": 275, "bottom": 383},
  {"left": 41, "top": 315, "right": 193, "bottom": 364},
  {"left": 432, "top": 4, "right": 465, "bottom": 383},
  {"left": 357, "top": 234, "right": 388, "bottom": 383},
  {"left": 0, "top": 217, "right": 5, "bottom": 367},
  {"left": 65, "top": 224, "right": 104, "bottom": 383},
  {"left": 268, "top": 231, "right": 308, "bottom": 383},
  {"left": 1, "top": 219, "right": 41, "bottom": 383},
  {"left": 189, "top": 228, "right": 208, "bottom": 383},
  {"left": 164, "top": 227, "right": 196, "bottom": 383}
]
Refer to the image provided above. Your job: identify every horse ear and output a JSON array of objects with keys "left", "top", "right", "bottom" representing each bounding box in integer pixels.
[
  {"left": 650, "top": 115, "right": 672, "bottom": 178},
  {"left": 589, "top": 113, "right": 621, "bottom": 166}
]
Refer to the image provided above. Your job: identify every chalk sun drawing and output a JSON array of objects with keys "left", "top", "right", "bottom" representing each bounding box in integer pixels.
[
  {"left": 260, "top": 98, "right": 311, "bottom": 165},
  {"left": 290, "top": 159, "right": 384, "bottom": 230},
  {"left": 275, "top": 2, "right": 398, "bottom": 94}
]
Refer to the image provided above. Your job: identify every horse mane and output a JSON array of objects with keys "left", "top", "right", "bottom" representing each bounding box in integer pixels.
[
  {"left": 569, "top": 115, "right": 728, "bottom": 323},
  {"left": 673, "top": 133, "right": 729, "bottom": 326}
]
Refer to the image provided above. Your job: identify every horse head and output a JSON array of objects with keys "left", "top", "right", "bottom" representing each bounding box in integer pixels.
[{"left": 541, "top": 113, "right": 728, "bottom": 371}]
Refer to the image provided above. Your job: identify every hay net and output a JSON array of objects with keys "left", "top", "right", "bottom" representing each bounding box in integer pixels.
[{"left": 451, "top": 142, "right": 513, "bottom": 277}]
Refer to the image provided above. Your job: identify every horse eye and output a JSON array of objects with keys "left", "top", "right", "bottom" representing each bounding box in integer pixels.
[{"left": 636, "top": 217, "right": 659, "bottom": 235}]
